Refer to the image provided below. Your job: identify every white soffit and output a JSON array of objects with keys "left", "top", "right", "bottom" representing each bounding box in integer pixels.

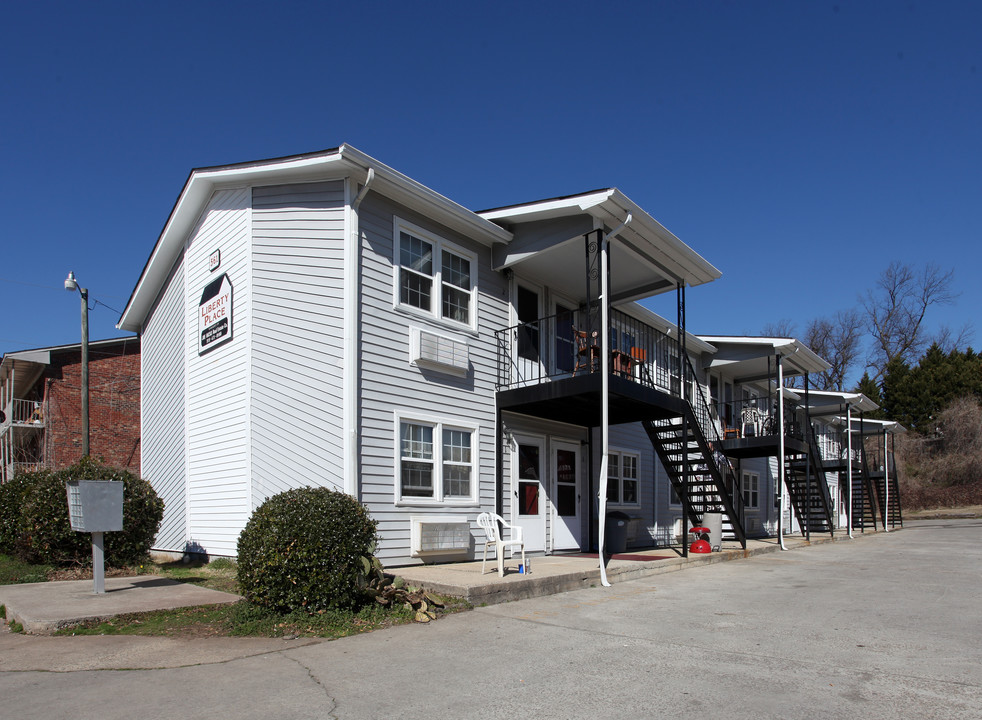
[{"left": 480, "top": 188, "right": 721, "bottom": 289}]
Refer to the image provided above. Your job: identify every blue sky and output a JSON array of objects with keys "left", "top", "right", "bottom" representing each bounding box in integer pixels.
[{"left": 2, "top": 1, "right": 979, "bottom": 388}]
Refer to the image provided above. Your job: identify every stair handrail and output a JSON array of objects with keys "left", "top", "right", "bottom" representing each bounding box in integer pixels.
[
  {"left": 681, "top": 354, "right": 745, "bottom": 524},
  {"left": 801, "top": 418, "right": 835, "bottom": 525}
]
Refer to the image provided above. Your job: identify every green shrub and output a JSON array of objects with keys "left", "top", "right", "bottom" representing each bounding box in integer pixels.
[
  {"left": 2, "top": 457, "right": 163, "bottom": 567},
  {"left": 236, "top": 486, "right": 378, "bottom": 613},
  {"left": 0, "top": 474, "right": 33, "bottom": 554}
]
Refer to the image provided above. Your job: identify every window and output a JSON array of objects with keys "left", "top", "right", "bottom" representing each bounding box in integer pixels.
[
  {"left": 742, "top": 471, "right": 759, "bottom": 509},
  {"left": 395, "top": 220, "right": 475, "bottom": 328},
  {"left": 607, "top": 451, "right": 640, "bottom": 505},
  {"left": 398, "top": 416, "right": 477, "bottom": 503}
]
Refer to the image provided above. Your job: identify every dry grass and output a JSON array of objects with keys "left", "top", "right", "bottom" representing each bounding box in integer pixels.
[{"left": 897, "top": 396, "right": 982, "bottom": 510}]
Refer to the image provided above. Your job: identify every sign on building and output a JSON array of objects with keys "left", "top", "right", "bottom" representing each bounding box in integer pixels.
[{"left": 199, "top": 273, "right": 233, "bottom": 354}]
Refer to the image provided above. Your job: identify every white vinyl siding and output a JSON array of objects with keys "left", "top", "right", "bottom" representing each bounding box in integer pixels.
[
  {"left": 140, "top": 254, "right": 187, "bottom": 552},
  {"left": 184, "top": 188, "right": 252, "bottom": 557},
  {"left": 250, "top": 182, "right": 347, "bottom": 504},
  {"left": 358, "top": 193, "right": 506, "bottom": 563}
]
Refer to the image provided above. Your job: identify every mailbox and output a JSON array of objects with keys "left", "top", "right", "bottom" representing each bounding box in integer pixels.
[{"left": 66, "top": 481, "right": 124, "bottom": 532}]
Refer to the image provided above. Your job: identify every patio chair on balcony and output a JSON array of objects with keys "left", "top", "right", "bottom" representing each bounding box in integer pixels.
[
  {"left": 741, "top": 405, "right": 760, "bottom": 437},
  {"left": 572, "top": 328, "right": 600, "bottom": 376},
  {"left": 477, "top": 512, "right": 527, "bottom": 577}
]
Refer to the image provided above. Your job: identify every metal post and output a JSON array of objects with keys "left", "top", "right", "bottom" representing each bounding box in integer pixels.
[
  {"left": 883, "top": 427, "right": 889, "bottom": 532},
  {"left": 846, "top": 404, "right": 853, "bottom": 539},
  {"left": 80, "top": 286, "right": 89, "bottom": 457},
  {"left": 804, "top": 372, "right": 811, "bottom": 542},
  {"left": 91, "top": 531, "right": 105, "bottom": 594},
  {"left": 597, "top": 231, "right": 611, "bottom": 586},
  {"left": 777, "top": 354, "right": 786, "bottom": 550}
]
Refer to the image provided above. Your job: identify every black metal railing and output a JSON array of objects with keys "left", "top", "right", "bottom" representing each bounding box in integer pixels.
[
  {"left": 494, "top": 307, "right": 678, "bottom": 392},
  {"left": 714, "top": 398, "right": 803, "bottom": 440},
  {"left": 680, "top": 353, "right": 746, "bottom": 527}
]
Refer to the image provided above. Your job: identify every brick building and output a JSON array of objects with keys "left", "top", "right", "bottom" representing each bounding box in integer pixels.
[{"left": 0, "top": 337, "right": 140, "bottom": 481}]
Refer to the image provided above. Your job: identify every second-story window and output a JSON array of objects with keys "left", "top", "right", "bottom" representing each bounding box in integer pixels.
[
  {"left": 399, "top": 231, "right": 433, "bottom": 311},
  {"left": 396, "top": 219, "right": 476, "bottom": 330}
]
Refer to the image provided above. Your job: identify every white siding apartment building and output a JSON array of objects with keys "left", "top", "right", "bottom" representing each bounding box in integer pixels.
[{"left": 120, "top": 145, "right": 891, "bottom": 566}]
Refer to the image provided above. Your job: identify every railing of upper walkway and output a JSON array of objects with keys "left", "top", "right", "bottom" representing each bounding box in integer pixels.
[{"left": 495, "top": 307, "right": 681, "bottom": 393}]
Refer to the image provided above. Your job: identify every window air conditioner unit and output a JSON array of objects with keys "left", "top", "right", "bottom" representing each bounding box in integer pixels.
[
  {"left": 410, "top": 515, "right": 471, "bottom": 557},
  {"left": 410, "top": 328, "right": 469, "bottom": 376}
]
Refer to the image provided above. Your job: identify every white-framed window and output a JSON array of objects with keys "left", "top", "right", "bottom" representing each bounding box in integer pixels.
[
  {"left": 394, "top": 218, "right": 476, "bottom": 330},
  {"left": 396, "top": 413, "right": 478, "bottom": 504},
  {"left": 607, "top": 450, "right": 640, "bottom": 505},
  {"left": 742, "top": 471, "right": 759, "bottom": 509}
]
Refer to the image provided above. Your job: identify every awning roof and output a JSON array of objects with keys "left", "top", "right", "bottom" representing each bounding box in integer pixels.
[
  {"left": 799, "top": 389, "right": 880, "bottom": 417},
  {"left": 698, "top": 336, "right": 831, "bottom": 383},
  {"left": 841, "top": 417, "right": 908, "bottom": 435},
  {"left": 481, "top": 189, "right": 721, "bottom": 303}
]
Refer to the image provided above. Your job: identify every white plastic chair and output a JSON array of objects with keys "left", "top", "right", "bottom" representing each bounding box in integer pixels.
[
  {"left": 741, "top": 405, "right": 760, "bottom": 437},
  {"left": 477, "top": 512, "right": 527, "bottom": 577}
]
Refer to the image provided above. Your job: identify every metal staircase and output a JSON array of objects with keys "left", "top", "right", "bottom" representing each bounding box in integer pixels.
[
  {"left": 783, "top": 420, "right": 835, "bottom": 537},
  {"left": 642, "top": 355, "right": 746, "bottom": 549},
  {"left": 874, "top": 463, "right": 904, "bottom": 529},
  {"left": 851, "top": 443, "right": 881, "bottom": 531}
]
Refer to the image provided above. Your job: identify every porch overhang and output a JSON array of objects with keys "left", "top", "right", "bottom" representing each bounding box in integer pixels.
[
  {"left": 698, "top": 336, "right": 830, "bottom": 384},
  {"left": 497, "top": 373, "right": 684, "bottom": 428},
  {"left": 482, "top": 188, "right": 721, "bottom": 305}
]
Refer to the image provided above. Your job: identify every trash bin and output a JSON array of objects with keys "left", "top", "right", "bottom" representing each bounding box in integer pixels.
[
  {"left": 703, "top": 511, "right": 723, "bottom": 550},
  {"left": 605, "top": 511, "right": 630, "bottom": 554}
]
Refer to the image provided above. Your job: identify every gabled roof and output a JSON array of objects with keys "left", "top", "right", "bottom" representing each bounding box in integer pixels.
[
  {"left": 480, "top": 188, "right": 721, "bottom": 297},
  {"left": 118, "top": 145, "right": 513, "bottom": 332},
  {"left": 843, "top": 417, "right": 907, "bottom": 435},
  {"left": 698, "top": 336, "right": 830, "bottom": 381},
  {"left": 799, "top": 389, "right": 880, "bottom": 417}
]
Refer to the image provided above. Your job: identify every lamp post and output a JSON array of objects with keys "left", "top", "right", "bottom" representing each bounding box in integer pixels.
[{"left": 64, "top": 271, "right": 89, "bottom": 457}]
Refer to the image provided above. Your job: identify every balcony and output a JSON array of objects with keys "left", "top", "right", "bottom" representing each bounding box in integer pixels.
[
  {"left": 716, "top": 397, "right": 811, "bottom": 459},
  {"left": 2, "top": 398, "right": 45, "bottom": 430},
  {"left": 494, "top": 307, "right": 687, "bottom": 427}
]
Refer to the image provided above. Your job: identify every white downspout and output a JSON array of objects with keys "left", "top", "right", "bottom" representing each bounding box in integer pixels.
[
  {"left": 597, "top": 213, "right": 631, "bottom": 588},
  {"left": 343, "top": 168, "right": 374, "bottom": 497},
  {"left": 777, "top": 355, "right": 786, "bottom": 550},
  {"left": 846, "top": 404, "right": 853, "bottom": 539}
]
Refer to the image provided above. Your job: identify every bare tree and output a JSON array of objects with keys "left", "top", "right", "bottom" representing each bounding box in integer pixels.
[
  {"left": 935, "top": 323, "right": 975, "bottom": 354},
  {"left": 862, "top": 262, "right": 958, "bottom": 379},
  {"left": 760, "top": 318, "right": 796, "bottom": 338},
  {"left": 804, "top": 308, "right": 863, "bottom": 391}
]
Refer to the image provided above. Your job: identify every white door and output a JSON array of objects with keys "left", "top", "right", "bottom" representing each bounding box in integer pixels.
[
  {"left": 513, "top": 437, "right": 546, "bottom": 552},
  {"left": 552, "top": 440, "right": 582, "bottom": 550}
]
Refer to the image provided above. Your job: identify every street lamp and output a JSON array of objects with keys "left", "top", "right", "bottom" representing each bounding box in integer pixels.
[{"left": 64, "top": 271, "right": 89, "bottom": 457}]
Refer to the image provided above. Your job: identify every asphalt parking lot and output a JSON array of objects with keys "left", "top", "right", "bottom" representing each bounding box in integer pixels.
[{"left": 2, "top": 519, "right": 980, "bottom": 719}]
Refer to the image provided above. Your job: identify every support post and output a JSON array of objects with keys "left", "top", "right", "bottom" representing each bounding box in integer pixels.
[
  {"left": 777, "top": 354, "right": 786, "bottom": 550},
  {"left": 883, "top": 427, "right": 890, "bottom": 532},
  {"left": 846, "top": 404, "right": 853, "bottom": 539},
  {"left": 91, "top": 531, "right": 105, "bottom": 595}
]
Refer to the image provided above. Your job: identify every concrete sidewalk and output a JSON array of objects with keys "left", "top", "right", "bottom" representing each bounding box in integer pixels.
[
  {"left": 0, "top": 527, "right": 889, "bottom": 635},
  {"left": 0, "top": 575, "right": 240, "bottom": 634},
  {"left": 393, "top": 529, "right": 869, "bottom": 605}
]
